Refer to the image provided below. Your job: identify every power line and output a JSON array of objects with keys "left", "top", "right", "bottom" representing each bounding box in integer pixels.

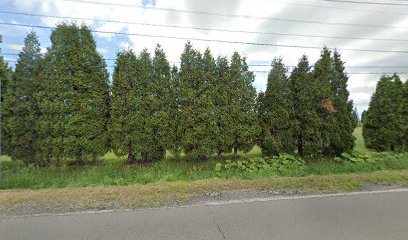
[
  {"left": 3, "top": 56, "right": 406, "bottom": 69},
  {"left": 2, "top": 11, "right": 407, "bottom": 43},
  {"left": 4, "top": 59, "right": 405, "bottom": 74},
  {"left": 269, "top": 0, "right": 407, "bottom": 15},
  {"left": 2, "top": 22, "right": 408, "bottom": 54},
  {"left": 60, "top": 0, "right": 407, "bottom": 29},
  {"left": 321, "top": 0, "right": 408, "bottom": 6}
]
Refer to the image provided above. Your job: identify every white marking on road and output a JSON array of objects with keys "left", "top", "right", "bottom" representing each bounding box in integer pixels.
[{"left": 3, "top": 188, "right": 408, "bottom": 219}]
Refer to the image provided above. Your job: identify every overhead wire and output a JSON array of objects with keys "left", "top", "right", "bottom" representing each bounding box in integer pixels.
[
  {"left": 2, "top": 22, "right": 408, "bottom": 54},
  {"left": 59, "top": 0, "right": 407, "bottom": 29},
  {"left": 1, "top": 10, "right": 407, "bottom": 43}
]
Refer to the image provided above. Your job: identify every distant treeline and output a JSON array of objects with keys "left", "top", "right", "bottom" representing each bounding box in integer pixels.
[{"left": 1, "top": 23, "right": 403, "bottom": 165}]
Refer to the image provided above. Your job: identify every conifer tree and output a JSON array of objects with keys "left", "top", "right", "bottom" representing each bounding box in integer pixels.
[
  {"left": 363, "top": 74, "right": 406, "bottom": 151},
  {"left": 151, "top": 45, "right": 174, "bottom": 159},
  {"left": 329, "top": 50, "right": 356, "bottom": 155},
  {"left": 230, "top": 52, "right": 258, "bottom": 158},
  {"left": 258, "top": 57, "right": 293, "bottom": 157},
  {"left": 4, "top": 31, "right": 43, "bottom": 163},
  {"left": 178, "top": 43, "right": 217, "bottom": 160},
  {"left": 37, "top": 23, "right": 110, "bottom": 163},
  {"left": 289, "top": 55, "right": 322, "bottom": 157},
  {"left": 214, "top": 56, "right": 234, "bottom": 159},
  {"left": 169, "top": 65, "right": 182, "bottom": 156},
  {"left": 313, "top": 47, "right": 337, "bottom": 157},
  {"left": 110, "top": 49, "right": 139, "bottom": 162},
  {"left": 0, "top": 57, "right": 12, "bottom": 156},
  {"left": 137, "top": 49, "right": 163, "bottom": 162}
]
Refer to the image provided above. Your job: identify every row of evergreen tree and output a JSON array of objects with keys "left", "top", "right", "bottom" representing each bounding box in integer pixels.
[
  {"left": 1, "top": 23, "right": 358, "bottom": 165},
  {"left": 363, "top": 74, "right": 407, "bottom": 151}
]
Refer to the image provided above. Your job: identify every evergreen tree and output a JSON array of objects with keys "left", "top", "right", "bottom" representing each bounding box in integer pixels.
[
  {"left": 258, "top": 57, "right": 293, "bottom": 157},
  {"left": 361, "top": 110, "right": 367, "bottom": 124},
  {"left": 352, "top": 107, "right": 359, "bottom": 126},
  {"left": 214, "top": 56, "right": 234, "bottom": 159},
  {"left": 137, "top": 49, "right": 163, "bottom": 162},
  {"left": 329, "top": 50, "right": 356, "bottom": 155},
  {"left": 3, "top": 31, "right": 43, "bottom": 163},
  {"left": 169, "top": 65, "right": 182, "bottom": 157},
  {"left": 178, "top": 43, "right": 217, "bottom": 160},
  {"left": 363, "top": 74, "right": 406, "bottom": 151},
  {"left": 151, "top": 45, "right": 173, "bottom": 160},
  {"left": 36, "top": 23, "right": 110, "bottom": 163},
  {"left": 313, "top": 47, "right": 337, "bottom": 157},
  {"left": 230, "top": 52, "right": 258, "bottom": 158},
  {"left": 0, "top": 57, "right": 12, "bottom": 156},
  {"left": 289, "top": 55, "right": 321, "bottom": 157},
  {"left": 110, "top": 49, "right": 139, "bottom": 162}
]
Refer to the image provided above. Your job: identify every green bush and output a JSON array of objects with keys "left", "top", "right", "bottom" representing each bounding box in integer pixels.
[{"left": 215, "top": 156, "right": 306, "bottom": 175}]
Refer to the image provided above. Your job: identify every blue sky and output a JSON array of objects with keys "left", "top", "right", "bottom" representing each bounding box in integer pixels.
[{"left": 1, "top": 0, "right": 407, "bottom": 113}]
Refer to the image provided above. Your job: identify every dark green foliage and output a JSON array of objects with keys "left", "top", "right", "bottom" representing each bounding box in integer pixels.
[
  {"left": 363, "top": 74, "right": 406, "bottom": 151},
  {"left": 110, "top": 49, "right": 139, "bottom": 162},
  {"left": 311, "top": 48, "right": 356, "bottom": 157},
  {"left": 329, "top": 50, "right": 356, "bottom": 155},
  {"left": 178, "top": 43, "right": 217, "bottom": 160},
  {"left": 3, "top": 31, "right": 43, "bottom": 164},
  {"left": 229, "top": 52, "right": 258, "bottom": 158},
  {"left": 258, "top": 58, "right": 293, "bottom": 157},
  {"left": 313, "top": 47, "right": 337, "bottom": 157},
  {"left": 36, "top": 23, "right": 110, "bottom": 164},
  {"left": 361, "top": 110, "right": 367, "bottom": 124},
  {"left": 150, "top": 45, "right": 174, "bottom": 161},
  {"left": 1, "top": 57, "right": 12, "bottom": 155},
  {"left": 289, "top": 55, "right": 322, "bottom": 157},
  {"left": 214, "top": 56, "right": 234, "bottom": 158}
]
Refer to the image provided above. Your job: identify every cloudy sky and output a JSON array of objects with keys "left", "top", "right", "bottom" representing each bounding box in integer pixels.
[{"left": 1, "top": 0, "right": 407, "bottom": 113}]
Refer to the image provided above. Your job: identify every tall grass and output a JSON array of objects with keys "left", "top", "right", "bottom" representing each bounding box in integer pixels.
[{"left": 1, "top": 127, "right": 407, "bottom": 190}]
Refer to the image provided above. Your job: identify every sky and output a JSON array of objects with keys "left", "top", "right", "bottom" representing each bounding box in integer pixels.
[{"left": 1, "top": 0, "right": 407, "bottom": 113}]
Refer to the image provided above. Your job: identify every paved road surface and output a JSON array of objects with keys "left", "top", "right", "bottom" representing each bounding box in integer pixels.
[{"left": 1, "top": 189, "right": 408, "bottom": 240}]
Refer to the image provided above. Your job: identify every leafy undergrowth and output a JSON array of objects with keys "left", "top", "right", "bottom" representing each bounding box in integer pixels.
[{"left": 1, "top": 151, "right": 407, "bottom": 190}]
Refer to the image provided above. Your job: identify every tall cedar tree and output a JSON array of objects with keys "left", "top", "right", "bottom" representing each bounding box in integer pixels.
[
  {"left": 110, "top": 49, "right": 139, "bottom": 162},
  {"left": 179, "top": 43, "right": 217, "bottom": 160},
  {"left": 363, "top": 74, "right": 406, "bottom": 151},
  {"left": 230, "top": 52, "right": 258, "bottom": 158},
  {"left": 1, "top": 57, "right": 12, "bottom": 155},
  {"left": 259, "top": 57, "right": 293, "bottom": 157},
  {"left": 151, "top": 45, "right": 174, "bottom": 159},
  {"left": 313, "top": 47, "right": 337, "bottom": 157},
  {"left": 289, "top": 55, "right": 322, "bottom": 157},
  {"left": 4, "top": 31, "right": 43, "bottom": 164},
  {"left": 37, "top": 23, "right": 110, "bottom": 163},
  {"left": 169, "top": 65, "right": 182, "bottom": 157},
  {"left": 214, "top": 56, "right": 234, "bottom": 159},
  {"left": 330, "top": 50, "right": 356, "bottom": 155},
  {"left": 137, "top": 49, "right": 164, "bottom": 161}
]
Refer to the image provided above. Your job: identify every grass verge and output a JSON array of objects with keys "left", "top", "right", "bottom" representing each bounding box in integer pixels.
[{"left": 1, "top": 170, "right": 407, "bottom": 214}]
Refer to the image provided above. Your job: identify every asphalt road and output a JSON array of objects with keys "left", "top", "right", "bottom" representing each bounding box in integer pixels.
[{"left": 1, "top": 189, "right": 408, "bottom": 240}]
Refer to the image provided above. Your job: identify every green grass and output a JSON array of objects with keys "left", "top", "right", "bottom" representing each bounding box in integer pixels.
[{"left": 1, "top": 127, "right": 407, "bottom": 190}]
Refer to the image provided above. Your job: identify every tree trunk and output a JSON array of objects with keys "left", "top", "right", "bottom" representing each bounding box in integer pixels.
[
  {"left": 233, "top": 147, "right": 238, "bottom": 159},
  {"left": 297, "top": 136, "right": 303, "bottom": 157},
  {"left": 218, "top": 151, "right": 222, "bottom": 160},
  {"left": 127, "top": 152, "right": 135, "bottom": 163}
]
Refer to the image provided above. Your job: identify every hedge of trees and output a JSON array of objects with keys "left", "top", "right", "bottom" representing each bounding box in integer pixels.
[
  {"left": 363, "top": 74, "right": 407, "bottom": 151},
  {"left": 0, "top": 22, "right": 375, "bottom": 165}
]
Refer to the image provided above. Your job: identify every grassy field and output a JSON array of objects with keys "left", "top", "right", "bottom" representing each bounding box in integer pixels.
[{"left": 0, "top": 127, "right": 407, "bottom": 190}]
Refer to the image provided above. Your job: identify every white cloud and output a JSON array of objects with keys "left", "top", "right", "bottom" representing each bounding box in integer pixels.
[{"left": 9, "top": 0, "right": 408, "bottom": 111}]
